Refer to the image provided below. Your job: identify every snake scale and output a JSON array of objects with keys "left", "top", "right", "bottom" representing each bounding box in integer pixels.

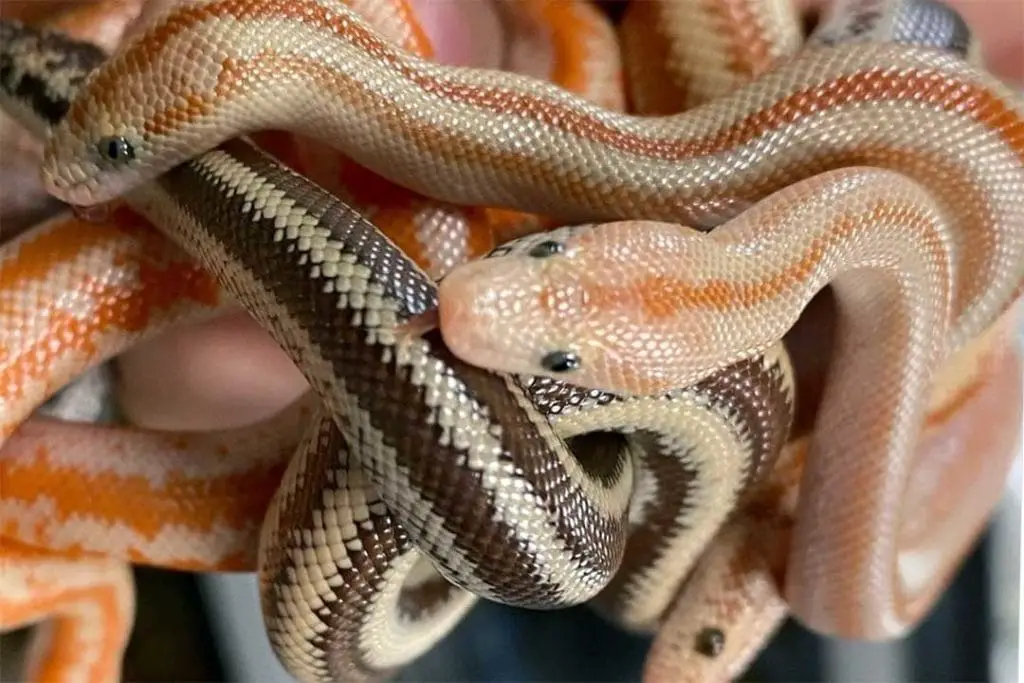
[
  {"left": 1, "top": 0, "right": 1022, "bottom": 681},
  {"left": 1, "top": 8, "right": 797, "bottom": 682}
]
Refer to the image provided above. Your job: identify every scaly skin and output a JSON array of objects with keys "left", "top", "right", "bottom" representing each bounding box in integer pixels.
[{"left": 8, "top": 1, "right": 1024, "bottom": 683}]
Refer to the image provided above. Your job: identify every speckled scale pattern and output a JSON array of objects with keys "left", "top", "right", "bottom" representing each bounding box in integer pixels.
[
  {"left": 0, "top": 20, "right": 107, "bottom": 127},
  {"left": 257, "top": 410, "right": 477, "bottom": 683},
  {"left": 118, "top": 129, "right": 798, "bottom": 678},
  {"left": 810, "top": 0, "right": 974, "bottom": 58},
  {"left": 9, "top": 0, "right": 1016, "bottom": 675}
]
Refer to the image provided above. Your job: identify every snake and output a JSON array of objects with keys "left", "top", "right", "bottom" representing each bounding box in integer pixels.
[
  {"left": 0, "top": 0, "right": 1019, "bottom": 679},
  {"left": 428, "top": 0, "right": 1024, "bottom": 642},
  {"left": 33, "top": 0, "right": 1024, "bottom": 640},
  {"left": 0, "top": 7, "right": 799, "bottom": 683}
]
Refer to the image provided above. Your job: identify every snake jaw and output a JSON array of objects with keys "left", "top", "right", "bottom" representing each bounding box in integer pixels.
[
  {"left": 39, "top": 151, "right": 92, "bottom": 206},
  {"left": 71, "top": 200, "right": 116, "bottom": 224},
  {"left": 41, "top": 125, "right": 133, "bottom": 206},
  {"left": 394, "top": 309, "right": 440, "bottom": 344},
  {"left": 436, "top": 240, "right": 598, "bottom": 381}
]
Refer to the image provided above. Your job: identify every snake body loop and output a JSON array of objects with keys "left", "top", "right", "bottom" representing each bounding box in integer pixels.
[
  {"left": 133, "top": 131, "right": 794, "bottom": 659},
  {"left": 3, "top": 0, "right": 1022, "bottom": 678},
  {"left": 1, "top": 16, "right": 798, "bottom": 682},
  {"left": 49, "top": 0, "right": 1018, "bottom": 642},
  {"left": 432, "top": 0, "right": 1024, "bottom": 640}
]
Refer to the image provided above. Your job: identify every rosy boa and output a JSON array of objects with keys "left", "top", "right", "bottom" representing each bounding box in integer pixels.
[{"left": 0, "top": 0, "right": 1021, "bottom": 682}]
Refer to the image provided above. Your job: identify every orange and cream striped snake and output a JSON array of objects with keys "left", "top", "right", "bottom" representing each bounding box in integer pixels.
[{"left": 1, "top": 0, "right": 1022, "bottom": 681}]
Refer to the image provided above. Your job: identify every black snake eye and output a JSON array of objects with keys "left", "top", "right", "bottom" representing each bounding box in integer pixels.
[
  {"left": 540, "top": 350, "right": 580, "bottom": 373},
  {"left": 528, "top": 240, "right": 564, "bottom": 258},
  {"left": 97, "top": 135, "right": 135, "bottom": 163},
  {"left": 694, "top": 627, "right": 726, "bottom": 658}
]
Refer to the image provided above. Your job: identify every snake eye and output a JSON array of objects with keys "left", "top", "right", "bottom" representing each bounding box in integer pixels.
[
  {"left": 694, "top": 627, "right": 725, "bottom": 658},
  {"left": 528, "top": 240, "right": 564, "bottom": 258},
  {"left": 540, "top": 350, "right": 580, "bottom": 373},
  {"left": 97, "top": 135, "right": 135, "bottom": 163}
]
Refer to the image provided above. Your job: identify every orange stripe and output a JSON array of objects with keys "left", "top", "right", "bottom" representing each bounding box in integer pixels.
[
  {"left": 533, "top": 0, "right": 609, "bottom": 98},
  {"left": 144, "top": 90, "right": 217, "bottom": 138},
  {"left": 0, "top": 548, "right": 130, "bottom": 682},
  {"left": 538, "top": 199, "right": 949, "bottom": 320},
  {"left": 118, "top": 46, "right": 1015, "bottom": 244},
  {"left": 345, "top": 0, "right": 433, "bottom": 58},
  {"left": 81, "top": 0, "right": 1024, "bottom": 167},
  {"left": 618, "top": 0, "right": 687, "bottom": 114},
  {"left": 0, "top": 209, "right": 218, "bottom": 314},
  {"left": 371, "top": 203, "right": 444, "bottom": 271},
  {"left": 240, "top": 0, "right": 434, "bottom": 175},
  {"left": 0, "top": 213, "right": 132, "bottom": 290},
  {"left": 713, "top": 0, "right": 783, "bottom": 80},
  {"left": 1, "top": 439, "right": 284, "bottom": 570},
  {"left": 923, "top": 361, "right": 986, "bottom": 427},
  {"left": 923, "top": 312, "right": 1019, "bottom": 427},
  {"left": 433, "top": 70, "right": 1024, "bottom": 162},
  {"left": 0, "top": 209, "right": 220, "bottom": 434},
  {"left": 43, "top": 580, "right": 128, "bottom": 683}
]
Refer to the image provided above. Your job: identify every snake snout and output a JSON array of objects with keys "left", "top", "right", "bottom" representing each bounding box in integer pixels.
[{"left": 437, "top": 279, "right": 501, "bottom": 371}]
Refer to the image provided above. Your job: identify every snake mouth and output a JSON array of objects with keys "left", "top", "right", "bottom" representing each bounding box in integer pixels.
[
  {"left": 40, "top": 164, "right": 103, "bottom": 207},
  {"left": 436, "top": 291, "right": 486, "bottom": 366},
  {"left": 70, "top": 201, "right": 116, "bottom": 224},
  {"left": 41, "top": 143, "right": 133, "bottom": 207}
]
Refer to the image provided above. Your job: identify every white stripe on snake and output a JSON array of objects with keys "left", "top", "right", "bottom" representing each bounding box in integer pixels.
[
  {"left": 8, "top": 0, "right": 1023, "bottom": 678},
  {"left": 0, "top": 18, "right": 796, "bottom": 683}
]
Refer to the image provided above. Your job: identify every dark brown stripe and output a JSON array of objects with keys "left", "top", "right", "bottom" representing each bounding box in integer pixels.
[
  {"left": 587, "top": 354, "right": 794, "bottom": 621},
  {"left": 258, "top": 414, "right": 420, "bottom": 683},
  {"left": 155, "top": 137, "right": 628, "bottom": 608},
  {"left": 0, "top": 20, "right": 106, "bottom": 125}
]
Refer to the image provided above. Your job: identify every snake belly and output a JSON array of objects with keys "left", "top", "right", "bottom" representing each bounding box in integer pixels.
[{"left": 0, "top": 18, "right": 796, "bottom": 683}]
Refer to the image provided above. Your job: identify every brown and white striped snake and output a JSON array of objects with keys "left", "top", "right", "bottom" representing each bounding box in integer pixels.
[
  {"left": 1, "top": 0, "right": 1021, "bottom": 681},
  {"left": 5, "top": 6, "right": 796, "bottom": 681}
]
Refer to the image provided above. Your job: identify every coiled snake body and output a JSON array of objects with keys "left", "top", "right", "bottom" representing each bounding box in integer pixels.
[
  {"left": 1, "top": 0, "right": 1022, "bottom": 681},
  {"left": 1, "top": 8, "right": 799, "bottom": 682}
]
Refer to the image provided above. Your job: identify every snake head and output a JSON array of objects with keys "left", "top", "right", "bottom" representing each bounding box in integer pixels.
[
  {"left": 437, "top": 227, "right": 596, "bottom": 383},
  {"left": 39, "top": 0, "right": 227, "bottom": 206},
  {"left": 38, "top": 24, "right": 161, "bottom": 207},
  {"left": 437, "top": 222, "right": 705, "bottom": 395},
  {"left": 42, "top": 112, "right": 151, "bottom": 206}
]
